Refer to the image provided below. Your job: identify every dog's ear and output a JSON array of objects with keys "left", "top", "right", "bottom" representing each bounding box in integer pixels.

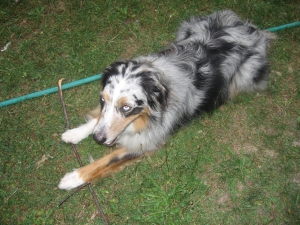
[
  {"left": 101, "top": 60, "right": 128, "bottom": 87},
  {"left": 139, "top": 71, "right": 169, "bottom": 110}
]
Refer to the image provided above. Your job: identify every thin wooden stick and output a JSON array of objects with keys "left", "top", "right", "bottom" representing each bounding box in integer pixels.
[
  {"left": 57, "top": 79, "right": 109, "bottom": 225},
  {"left": 58, "top": 79, "right": 70, "bottom": 129},
  {"left": 58, "top": 183, "right": 91, "bottom": 207}
]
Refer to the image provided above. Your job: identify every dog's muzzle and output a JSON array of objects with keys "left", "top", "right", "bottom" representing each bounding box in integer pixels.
[
  {"left": 93, "top": 132, "right": 116, "bottom": 147},
  {"left": 93, "top": 132, "right": 106, "bottom": 144}
]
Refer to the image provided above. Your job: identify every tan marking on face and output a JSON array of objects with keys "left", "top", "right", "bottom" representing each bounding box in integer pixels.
[
  {"left": 143, "top": 106, "right": 150, "bottom": 115},
  {"left": 102, "top": 90, "right": 110, "bottom": 104},
  {"left": 133, "top": 107, "right": 150, "bottom": 132},
  {"left": 117, "top": 96, "right": 129, "bottom": 109},
  {"left": 133, "top": 114, "right": 149, "bottom": 133},
  {"left": 99, "top": 103, "right": 150, "bottom": 141},
  {"left": 109, "top": 113, "right": 140, "bottom": 138},
  {"left": 106, "top": 106, "right": 150, "bottom": 140}
]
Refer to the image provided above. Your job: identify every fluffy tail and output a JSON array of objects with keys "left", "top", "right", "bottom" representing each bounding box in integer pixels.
[{"left": 176, "top": 10, "right": 276, "bottom": 98}]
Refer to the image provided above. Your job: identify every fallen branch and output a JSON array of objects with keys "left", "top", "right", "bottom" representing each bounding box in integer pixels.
[
  {"left": 58, "top": 183, "right": 90, "bottom": 207},
  {"left": 57, "top": 79, "right": 108, "bottom": 225}
]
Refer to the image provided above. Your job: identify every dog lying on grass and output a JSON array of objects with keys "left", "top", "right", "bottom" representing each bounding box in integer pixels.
[{"left": 58, "top": 10, "right": 274, "bottom": 190}]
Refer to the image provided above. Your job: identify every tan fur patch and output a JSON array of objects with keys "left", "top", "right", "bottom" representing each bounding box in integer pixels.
[
  {"left": 77, "top": 148, "right": 143, "bottom": 182},
  {"left": 117, "top": 96, "right": 129, "bottom": 109},
  {"left": 102, "top": 90, "right": 110, "bottom": 103},
  {"left": 109, "top": 106, "right": 150, "bottom": 137},
  {"left": 109, "top": 114, "right": 140, "bottom": 138},
  {"left": 133, "top": 113, "right": 149, "bottom": 132},
  {"left": 78, "top": 148, "right": 126, "bottom": 182}
]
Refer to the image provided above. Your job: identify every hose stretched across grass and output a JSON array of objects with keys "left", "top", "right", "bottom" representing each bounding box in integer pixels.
[
  {"left": 0, "top": 74, "right": 102, "bottom": 108},
  {"left": 1, "top": 21, "right": 300, "bottom": 108}
]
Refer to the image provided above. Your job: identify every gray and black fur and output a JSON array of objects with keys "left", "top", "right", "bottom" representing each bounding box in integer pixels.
[
  {"left": 59, "top": 10, "right": 275, "bottom": 190},
  {"left": 100, "top": 10, "right": 275, "bottom": 149}
]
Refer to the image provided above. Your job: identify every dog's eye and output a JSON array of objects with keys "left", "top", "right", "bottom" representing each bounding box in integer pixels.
[
  {"left": 100, "top": 97, "right": 105, "bottom": 110},
  {"left": 121, "top": 105, "right": 131, "bottom": 112},
  {"left": 100, "top": 97, "right": 105, "bottom": 106}
]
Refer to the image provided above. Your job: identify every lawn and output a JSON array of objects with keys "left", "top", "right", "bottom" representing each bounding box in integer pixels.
[{"left": 1, "top": 0, "right": 299, "bottom": 224}]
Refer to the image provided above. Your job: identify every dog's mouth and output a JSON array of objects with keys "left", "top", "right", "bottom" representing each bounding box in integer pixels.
[
  {"left": 93, "top": 131, "right": 119, "bottom": 147},
  {"left": 103, "top": 137, "right": 118, "bottom": 147},
  {"left": 95, "top": 114, "right": 143, "bottom": 147}
]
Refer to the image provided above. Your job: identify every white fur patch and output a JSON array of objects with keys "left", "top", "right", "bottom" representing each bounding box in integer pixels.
[
  {"left": 58, "top": 170, "right": 85, "bottom": 190},
  {"left": 61, "top": 118, "right": 98, "bottom": 144}
]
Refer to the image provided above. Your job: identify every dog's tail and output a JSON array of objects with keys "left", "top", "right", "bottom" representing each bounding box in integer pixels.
[
  {"left": 226, "top": 28, "right": 276, "bottom": 99},
  {"left": 211, "top": 11, "right": 276, "bottom": 98},
  {"left": 176, "top": 10, "right": 276, "bottom": 99}
]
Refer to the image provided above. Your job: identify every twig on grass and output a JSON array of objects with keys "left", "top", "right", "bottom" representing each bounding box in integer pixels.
[
  {"left": 57, "top": 79, "right": 109, "bottom": 225},
  {"left": 58, "top": 79, "right": 70, "bottom": 130},
  {"left": 58, "top": 183, "right": 91, "bottom": 207}
]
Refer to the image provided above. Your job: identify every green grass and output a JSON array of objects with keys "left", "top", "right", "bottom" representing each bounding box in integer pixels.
[{"left": 1, "top": 0, "right": 300, "bottom": 224}]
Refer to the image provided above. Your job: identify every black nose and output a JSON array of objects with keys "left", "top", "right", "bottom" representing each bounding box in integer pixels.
[{"left": 93, "top": 133, "right": 107, "bottom": 144}]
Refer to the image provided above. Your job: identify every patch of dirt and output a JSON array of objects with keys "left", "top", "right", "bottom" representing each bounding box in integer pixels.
[
  {"left": 291, "top": 173, "right": 300, "bottom": 185},
  {"left": 292, "top": 139, "right": 300, "bottom": 147},
  {"left": 263, "top": 149, "right": 278, "bottom": 158},
  {"left": 237, "top": 180, "right": 245, "bottom": 192},
  {"left": 217, "top": 193, "right": 230, "bottom": 205},
  {"left": 233, "top": 143, "right": 258, "bottom": 155},
  {"left": 259, "top": 125, "right": 279, "bottom": 136}
]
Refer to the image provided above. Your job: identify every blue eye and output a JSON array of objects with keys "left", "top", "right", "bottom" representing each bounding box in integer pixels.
[{"left": 122, "top": 105, "right": 131, "bottom": 112}]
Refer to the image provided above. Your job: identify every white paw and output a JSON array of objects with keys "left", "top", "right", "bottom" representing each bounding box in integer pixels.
[
  {"left": 61, "top": 128, "right": 87, "bottom": 144},
  {"left": 61, "top": 119, "right": 98, "bottom": 144},
  {"left": 58, "top": 170, "right": 85, "bottom": 190}
]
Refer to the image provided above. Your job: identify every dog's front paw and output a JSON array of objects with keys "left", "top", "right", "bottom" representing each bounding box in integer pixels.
[
  {"left": 61, "top": 128, "right": 86, "bottom": 144},
  {"left": 58, "top": 170, "right": 85, "bottom": 190}
]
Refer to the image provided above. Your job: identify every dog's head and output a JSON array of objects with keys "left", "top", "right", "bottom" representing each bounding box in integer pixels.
[{"left": 93, "top": 60, "right": 169, "bottom": 146}]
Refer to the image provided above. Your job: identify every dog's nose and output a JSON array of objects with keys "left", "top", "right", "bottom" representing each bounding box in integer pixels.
[{"left": 93, "top": 133, "right": 107, "bottom": 144}]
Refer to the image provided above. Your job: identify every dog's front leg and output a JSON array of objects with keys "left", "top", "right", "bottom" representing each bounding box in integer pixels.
[
  {"left": 61, "top": 118, "right": 98, "bottom": 144},
  {"left": 58, "top": 148, "right": 141, "bottom": 190}
]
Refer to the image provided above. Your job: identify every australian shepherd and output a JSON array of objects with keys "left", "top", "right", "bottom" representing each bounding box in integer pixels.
[{"left": 58, "top": 10, "right": 274, "bottom": 190}]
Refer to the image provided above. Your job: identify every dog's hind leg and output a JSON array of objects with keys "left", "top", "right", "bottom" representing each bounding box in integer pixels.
[{"left": 58, "top": 148, "right": 142, "bottom": 190}]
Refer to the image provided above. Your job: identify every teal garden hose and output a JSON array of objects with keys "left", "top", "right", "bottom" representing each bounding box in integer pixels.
[{"left": 0, "top": 21, "right": 299, "bottom": 108}]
